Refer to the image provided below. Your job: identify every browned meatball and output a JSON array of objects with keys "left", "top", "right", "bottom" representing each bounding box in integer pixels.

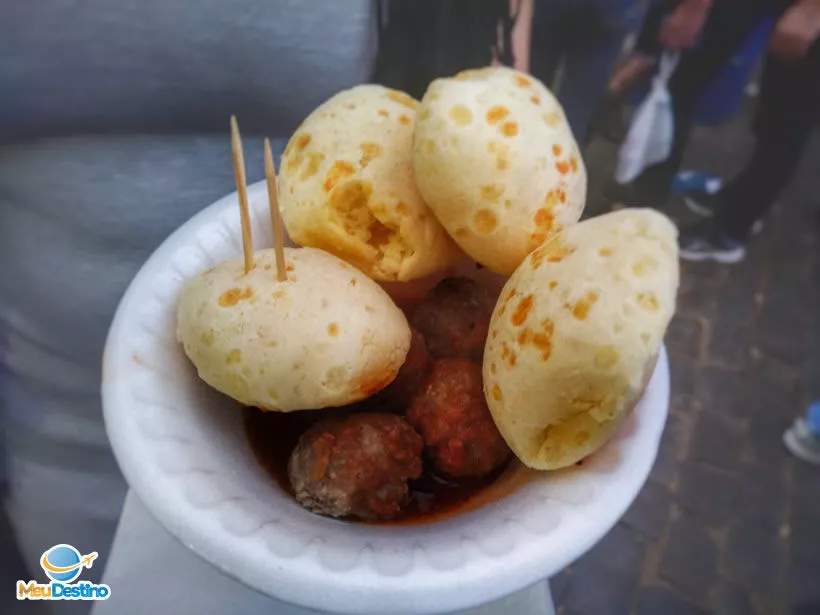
[
  {"left": 370, "top": 329, "right": 431, "bottom": 410},
  {"left": 407, "top": 359, "right": 510, "bottom": 478},
  {"left": 411, "top": 278, "right": 493, "bottom": 361},
  {"left": 288, "top": 413, "right": 423, "bottom": 520},
  {"left": 343, "top": 330, "right": 431, "bottom": 414}
]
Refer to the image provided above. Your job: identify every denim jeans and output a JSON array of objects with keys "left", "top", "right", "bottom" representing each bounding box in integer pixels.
[{"left": 531, "top": 0, "right": 647, "bottom": 144}]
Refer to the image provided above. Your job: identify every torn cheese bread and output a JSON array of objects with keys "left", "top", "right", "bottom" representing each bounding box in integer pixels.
[{"left": 279, "top": 85, "right": 462, "bottom": 282}]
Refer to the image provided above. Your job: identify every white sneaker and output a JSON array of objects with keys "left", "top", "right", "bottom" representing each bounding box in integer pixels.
[
  {"left": 678, "top": 223, "right": 747, "bottom": 264},
  {"left": 784, "top": 418, "right": 820, "bottom": 465}
]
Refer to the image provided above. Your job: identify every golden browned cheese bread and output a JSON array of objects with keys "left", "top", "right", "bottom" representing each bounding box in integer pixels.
[
  {"left": 483, "top": 209, "right": 679, "bottom": 469},
  {"left": 177, "top": 248, "right": 411, "bottom": 411},
  {"left": 278, "top": 85, "right": 462, "bottom": 282},
  {"left": 413, "top": 67, "right": 586, "bottom": 275}
]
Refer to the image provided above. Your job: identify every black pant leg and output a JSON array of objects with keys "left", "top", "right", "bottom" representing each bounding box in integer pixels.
[
  {"left": 631, "top": 0, "right": 777, "bottom": 201},
  {"left": 635, "top": 0, "right": 676, "bottom": 57},
  {"left": 715, "top": 42, "right": 820, "bottom": 239},
  {"left": 530, "top": 1, "right": 572, "bottom": 89}
]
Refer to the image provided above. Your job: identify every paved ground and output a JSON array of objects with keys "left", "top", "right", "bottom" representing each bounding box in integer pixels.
[{"left": 554, "top": 106, "right": 820, "bottom": 614}]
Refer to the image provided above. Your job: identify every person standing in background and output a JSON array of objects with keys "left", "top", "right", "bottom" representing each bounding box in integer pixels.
[
  {"left": 617, "top": 0, "right": 820, "bottom": 263},
  {"left": 526, "top": 0, "right": 649, "bottom": 144},
  {"left": 375, "top": 0, "right": 517, "bottom": 99}
]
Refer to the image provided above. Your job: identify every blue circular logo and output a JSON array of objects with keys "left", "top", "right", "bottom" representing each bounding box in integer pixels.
[{"left": 41, "top": 544, "right": 82, "bottom": 583}]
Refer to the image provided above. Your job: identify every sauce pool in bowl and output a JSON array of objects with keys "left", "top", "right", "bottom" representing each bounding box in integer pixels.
[{"left": 244, "top": 407, "right": 521, "bottom": 525}]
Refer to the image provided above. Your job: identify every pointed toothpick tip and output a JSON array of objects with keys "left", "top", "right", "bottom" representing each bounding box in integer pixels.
[
  {"left": 230, "top": 115, "right": 254, "bottom": 273},
  {"left": 264, "top": 138, "right": 287, "bottom": 282}
]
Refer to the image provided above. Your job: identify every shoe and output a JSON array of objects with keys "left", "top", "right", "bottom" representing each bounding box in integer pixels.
[
  {"left": 684, "top": 191, "right": 765, "bottom": 235},
  {"left": 683, "top": 190, "right": 718, "bottom": 218},
  {"left": 673, "top": 171, "right": 723, "bottom": 196},
  {"left": 678, "top": 222, "right": 746, "bottom": 264},
  {"left": 784, "top": 418, "right": 820, "bottom": 465}
]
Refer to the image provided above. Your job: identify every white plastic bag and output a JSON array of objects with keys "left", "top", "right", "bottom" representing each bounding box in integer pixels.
[{"left": 614, "top": 52, "right": 679, "bottom": 185}]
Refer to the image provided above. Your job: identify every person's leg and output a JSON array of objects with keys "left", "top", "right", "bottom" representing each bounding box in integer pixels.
[
  {"left": 559, "top": 37, "right": 625, "bottom": 144},
  {"left": 629, "top": 0, "right": 778, "bottom": 203},
  {"left": 679, "top": 41, "right": 820, "bottom": 262},
  {"left": 634, "top": 0, "right": 677, "bottom": 58},
  {"left": 558, "top": 0, "right": 646, "bottom": 145},
  {"left": 714, "top": 44, "right": 820, "bottom": 239},
  {"left": 529, "top": 0, "right": 570, "bottom": 92}
]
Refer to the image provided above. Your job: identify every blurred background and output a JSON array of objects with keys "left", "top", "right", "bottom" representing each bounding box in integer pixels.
[{"left": 1, "top": 0, "right": 818, "bottom": 613}]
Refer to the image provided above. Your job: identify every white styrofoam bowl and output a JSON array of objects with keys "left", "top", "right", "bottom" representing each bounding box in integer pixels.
[{"left": 102, "top": 182, "right": 670, "bottom": 615}]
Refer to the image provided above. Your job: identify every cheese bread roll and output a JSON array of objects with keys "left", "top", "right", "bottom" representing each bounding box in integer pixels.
[
  {"left": 177, "top": 248, "right": 411, "bottom": 411},
  {"left": 279, "top": 85, "right": 462, "bottom": 282},
  {"left": 483, "top": 209, "right": 678, "bottom": 469},
  {"left": 413, "top": 67, "right": 586, "bottom": 275}
]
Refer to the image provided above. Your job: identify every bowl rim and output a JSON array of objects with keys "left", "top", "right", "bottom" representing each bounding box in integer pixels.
[{"left": 102, "top": 181, "right": 670, "bottom": 615}]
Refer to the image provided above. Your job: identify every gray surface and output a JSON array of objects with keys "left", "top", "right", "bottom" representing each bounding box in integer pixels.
[{"left": 0, "top": 0, "right": 377, "bottom": 141}]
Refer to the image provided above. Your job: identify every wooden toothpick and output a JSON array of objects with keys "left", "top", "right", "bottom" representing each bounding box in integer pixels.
[
  {"left": 230, "top": 115, "right": 254, "bottom": 273},
  {"left": 264, "top": 138, "right": 287, "bottom": 282}
]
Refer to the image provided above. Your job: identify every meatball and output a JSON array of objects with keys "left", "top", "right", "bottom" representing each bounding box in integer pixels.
[
  {"left": 288, "top": 413, "right": 423, "bottom": 520},
  {"left": 411, "top": 277, "right": 493, "bottom": 361},
  {"left": 344, "top": 330, "right": 431, "bottom": 414},
  {"left": 370, "top": 330, "right": 432, "bottom": 410},
  {"left": 407, "top": 359, "right": 511, "bottom": 478}
]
